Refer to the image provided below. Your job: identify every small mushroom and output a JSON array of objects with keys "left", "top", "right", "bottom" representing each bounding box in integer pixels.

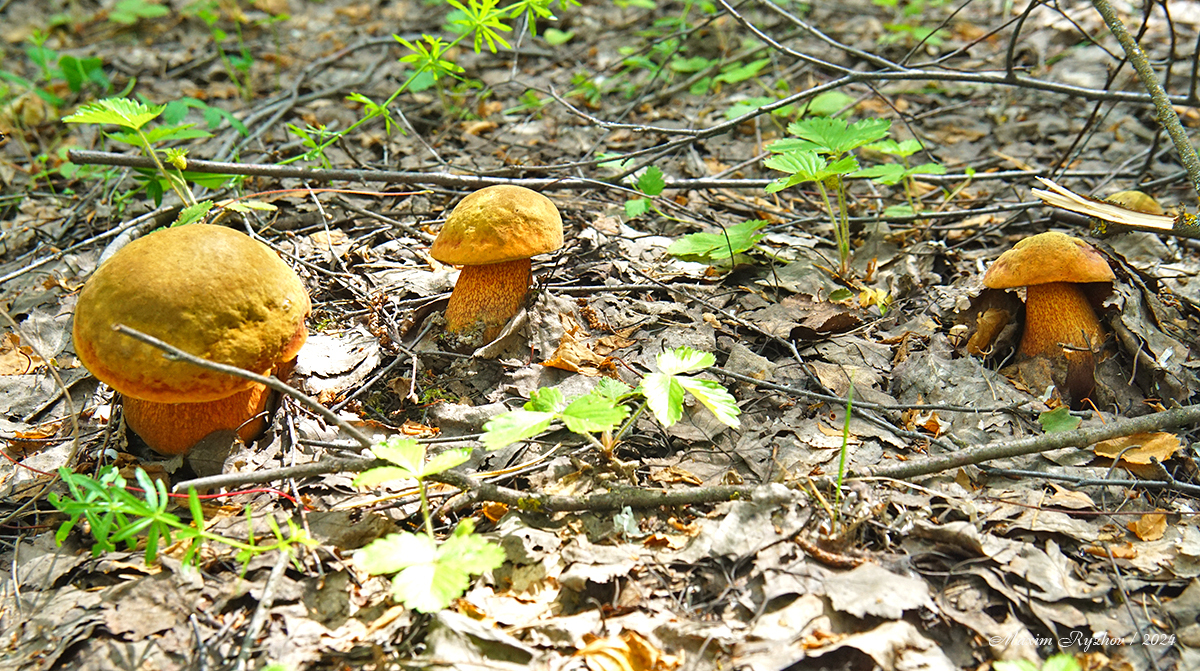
[
  {"left": 983, "top": 231, "right": 1114, "bottom": 357},
  {"left": 431, "top": 185, "right": 563, "bottom": 342},
  {"left": 73, "top": 224, "right": 310, "bottom": 455}
]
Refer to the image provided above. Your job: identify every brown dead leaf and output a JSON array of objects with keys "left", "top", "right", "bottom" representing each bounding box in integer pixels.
[
  {"left": 1093, "top": 432, "right": 1181, "bottom": 465},
  {"left": 1083, "top": 543, "right": 1138, "bottom": 559},
  {"left": 1127, "top": 513, "right": 1168, "bottom": 542},
  {"left": 642, "top": 533, "right": 689, "bottom": 550},
  {"left": 482, "top": 502, "right": 509, "bottom": 523},
  {"left": 749, "top": 295, "right": 863, "bottom": 340},
  {"left": 462, "top": 120, "right": 498, "bottom": 136},
  {"left": 966, "top": 308, "right": 1010, "bottom": 355},
  {"left": 648, "top": 466, "right": 702, "bottom": 486},
  {"left": 578, "top": 631, "right": 678, "bottom": 671},
  {"left": 0, "top": 332, "right": 44, "bottom": 375}
]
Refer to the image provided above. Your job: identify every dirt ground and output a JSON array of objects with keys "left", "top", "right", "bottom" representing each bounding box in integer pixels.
[{"left": 2, "top": 0, "right": 1200, "bottom": 669}]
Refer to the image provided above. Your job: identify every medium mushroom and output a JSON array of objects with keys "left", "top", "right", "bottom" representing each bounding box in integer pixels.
[
  {"left": 73, "top": 224, "right": 310, "bottom": 455},
  {"left": 430, "top": 185, "right": 563, "bottom": 343},
  {"left": 983, "top": 231, "right": 1114, "bottom": 358}
]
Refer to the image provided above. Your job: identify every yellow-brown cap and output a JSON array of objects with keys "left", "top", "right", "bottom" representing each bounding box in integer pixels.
[
  {"left": 431, "top": 185, "right": 563, "bottom": 266},
  {"left": 983, "top": 231, "right": 1114, "bottom": 289},
  {"left": 73, "top": 224, "right": 310, "bottom": 404}
]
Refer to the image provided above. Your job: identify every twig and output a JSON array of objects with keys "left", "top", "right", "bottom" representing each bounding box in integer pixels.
[
  {"left": 1091, "top": 0, "right": 1200, "bottom": 200},
  {"left": 233, "top": 551, "right": 291, "bottom": 671},
  {"left": 111, "top": 324, "right": 375, "bottom": 449},
  {"left": 855, "top": 404, "right": 1200, "bottom": 480}
]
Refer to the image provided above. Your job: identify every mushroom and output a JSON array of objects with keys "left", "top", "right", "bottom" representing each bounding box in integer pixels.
[
  {"left": 983, "top": 231, "right": 1114, "bottom": 358},
  {"left": 430, "top": 185, "right": 563, "bottom": 343},
  {"left": 73, "top": 224, "right": 310, "bottom": 455}
]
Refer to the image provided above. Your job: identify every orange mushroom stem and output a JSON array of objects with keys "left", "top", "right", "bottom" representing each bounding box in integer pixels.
[
  {"left": 442, "top": 259, "right": 533, "bottom": 340},
  {"left": 1018, "top": 282, "right": 1105, "bottom": 357}
]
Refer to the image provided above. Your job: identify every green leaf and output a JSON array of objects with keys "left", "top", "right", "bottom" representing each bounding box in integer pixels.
[
  {"left": 592, "top": 377, "right": 633, "bottom": 401},
  {"left": 667, "top": 219, "right": 767, "bottom": 262},
  {"left": 353, "top": 466, "right": 416, "bottom": 489},
  {"left": 854, "top": 163, "right": 906, "bottom": 185},
  {"left": 787, "top": 117, "right": 892, "bottom": 155},
  {"left": 625, "top": 197, "right": 651, "bottom": 219},
  {"left": 636, "top": 165, "right": 665, "bottom": 196},
  {"left": 670, "top": 56, "right": 714, "bottom": 73},
  {"left": 64, "top": 98, "right": 165, "bottom": 130},
  {"left": 676, "top": 377, "right": 741, "bottom": 428},
  {"left": 657, "top": 346, "right": 716, "bottom": 376},
  {"left": 355, "top": 530, "right": 435, "bottom": 576},
  {"left": 526, "top": 387, "right": 566, "bottom": 413},
  {"left": 543, "top": 28, "right": 574, "bottom": 45},
  {"left": 805, "top": 90, "right": 855, "bottom": 117},
  {"left": 482, "top": 409, "right": 555, "bottom": 449},
  {"left": 639, "top": 372, "right": 685, "bottom": 427},
  {"left": 1038, "top": 407, "right": 1082, "bottom": 433},
  {"left": 422, "top": 447, "right": 472, "bottom": 476},
  {"left": 909, "top": 162, "right": 946, "bottom": 177},
  {"left": 713, "top": 58, "right": 770, "bottom": 85},
  {"left": 371, "top": 437, "right": 425, "bottom": 475},
  {"left": 1042, "top": 654, "right": 1083, "bottom": 671},
  {"left": 560, "top": 394, "right": 630, "bottom": 434}
]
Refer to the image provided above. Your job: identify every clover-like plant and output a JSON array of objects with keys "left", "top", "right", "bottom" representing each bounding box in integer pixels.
[
  {"left": 353, "top": 438, "right": 506, "bottom": 613},
  {"left": 483, "top": 346, "right": 741, "bottom": 453}
]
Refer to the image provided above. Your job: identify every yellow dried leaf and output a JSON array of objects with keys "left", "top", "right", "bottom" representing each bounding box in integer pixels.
[
  {"left": 1127, "top": 513, "right": 1168, "bottom": 542},
  {"left": 1093, "top": 432, "right": 1181, "bottom": 464}
]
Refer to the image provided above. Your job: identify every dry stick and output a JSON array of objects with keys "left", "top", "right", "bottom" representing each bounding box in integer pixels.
[
  {"left": 232, "top": 551, "right": 291, "bottom": 671},
  {"left": 1091, "top": 0, "right": 1200, "bottom": 198},
  {"left": 855, "top": 403, "right": 1200, "bottom": 480}
]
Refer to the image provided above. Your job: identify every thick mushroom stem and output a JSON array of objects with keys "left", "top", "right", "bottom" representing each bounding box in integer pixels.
[
  {"left": 123, "top": 383, "right": 273, "bottom": 455},
  {"left": 1019, "top": 282, "right": 1105, "bottom": 358},
  {"left": 443, "top": 258, "right": 532, "bottom": 342}
]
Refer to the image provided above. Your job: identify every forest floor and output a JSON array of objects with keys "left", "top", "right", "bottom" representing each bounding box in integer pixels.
[{"left": 1, "top": 0, "right": 1200, "bottom": 669}]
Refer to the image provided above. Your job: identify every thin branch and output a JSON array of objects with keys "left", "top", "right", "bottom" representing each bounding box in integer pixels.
[{"left": 855, "top": 403, "right": 1200, "bottom": 480}]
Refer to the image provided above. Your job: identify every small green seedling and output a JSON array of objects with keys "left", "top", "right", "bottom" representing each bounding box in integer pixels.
[
  {"left": 668, "top": 219, "right": 768, "bottom": 267},
  {"left": 353, "top": 438, "right": 505, "bottom": 613},
  {"left": 50, "top": 466, "right": 314, "bottom": 568}
]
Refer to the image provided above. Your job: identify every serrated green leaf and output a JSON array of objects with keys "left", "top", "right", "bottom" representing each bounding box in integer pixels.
[
  {"left": 764, "top": 149, "right": 824, "bottom": 179},
  {"left": 1038, "top": 407, "right": 1081, "bottom": 433},
  {"left": 667, "top": 219, "right": 767, "bottom": 261},
  {"left": 353, "top": 466, "right": 417, "bottom": 489},
  {"left": 766, "top": 137, "right": 822, "bottom": 154},
  {"left": 676, "top": 377, "right": 741, "bottom": 428},
  {"left": 788, "top": 117, "right": 891, "bottom": 155},
  {"left": 422, "top": 448, "right": 472, "bottom": 476},
  {"left": 657, "top": 346, "right": 715, "bottom": 376},
  {"left": 805, "top": 90, "right": 855, "bottom": 117},
  {"left": 526, "top": 387, "right": 566, "bottom": 413},
  {"left": 625, "top": 197, "right": 650, "bottom": 219},
  {"left": 639, "top": 372, "right": 684, "bottom": 427},
  {"left": 371, "top": 438, "right": 425, "bottom": 474},
  {"left": 636, "top": 165, "right": 665, "bottom": 196},
  {"left": 561, "top": 394, "right": 630, "bottom": 434},
  {"left": 482, "top": 409, "right": 555, "bottom": 450},
  {"left": 593, "top": 377, "right": 633, "bottom": 401},
  {"left": 356, "top": 531, "right": 436, "bottom": 576},
  {"left": 854, "top": 163, "right": 906, "bottom": 185},
  {"left": 909, "top": 162, "right": 946, "bottom": 176},
  {"left": 63, "top": 98, "right": 164, "bottom": 129}
]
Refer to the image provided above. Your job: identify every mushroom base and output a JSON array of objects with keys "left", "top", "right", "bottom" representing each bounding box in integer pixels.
[
  {"left": 123, "top": 383, "right": 273, "bottom": 456},
  {"left": 1019, "top": 282, "right": 1105, "bottom": 358},
  {"left": 443, "top": 258, "right": 532, "bottom": 343}
]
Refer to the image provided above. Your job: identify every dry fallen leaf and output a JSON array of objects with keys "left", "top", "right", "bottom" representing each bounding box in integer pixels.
[
  {"left": 1127, "top": 512, "right": 1168, "bottom": 542},
  {"left": 0, "top": 332, "right": 44, "bottom": 375},
  {"left": 1093, "top": 432, "right": 1181, "bottom": 465}
]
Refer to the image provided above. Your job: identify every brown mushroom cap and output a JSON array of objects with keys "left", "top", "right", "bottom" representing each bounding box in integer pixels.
[
  {"left": 983, "top": 231, "right": 1114, "bottom": 289},
  {"left": 73, "top": 224, "right": 310, "bottom": 405},
  {"left": 430, "top": 185, "right": 563, "bottom": 266}
]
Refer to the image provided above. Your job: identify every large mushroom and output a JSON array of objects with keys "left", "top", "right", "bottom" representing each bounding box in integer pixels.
[
  {"left": 73, "top": 224, "right": 310, "bottom": 455},
  {"left": 982, "top": 231, "right": 1114, "bottom": 358},
  {"left": 431, "top": 185, "right": 563, "bottom": 343}
]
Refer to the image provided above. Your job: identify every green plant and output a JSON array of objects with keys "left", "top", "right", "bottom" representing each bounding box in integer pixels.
[
  {"left": 667, "top": 219, "right": 767, "bottom": 266},
  {"left": 183, "top": 0, "right": 256, "bottom": 100},
  {"left": 108, "top": 0, "right": 171, "bottom": 25},
  {"left": 49, "top": 466, "right": 314, "bottom": 567},
  {"left": 994, "top": 653, "right": 1082, "bottom": 671},
  {"left": 856, "top": 138, "right": 946, "bottom": 218},
  {"left": 483, "top": 346, "right": 740, "bottom": 453},
  {"left": 765, "top": 116, "right": 892, "bottom": 276},
  {"left": 353, "top": 438, "right": 506, "bottom": 613},
  {"left": 63, "top": 97, "right": 234, "bottom": 209},
  {"left": 1, "top": 31, "right": 112, "bottom": 111},
  {"left": 623, "top": 165, "right": 666, "bottom": 219}
]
